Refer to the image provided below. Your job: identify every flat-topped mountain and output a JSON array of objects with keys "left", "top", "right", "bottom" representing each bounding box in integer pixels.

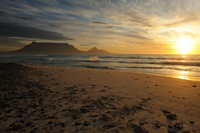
[{"left": 6, "top": 42, "right": 110, "bottom": 55}]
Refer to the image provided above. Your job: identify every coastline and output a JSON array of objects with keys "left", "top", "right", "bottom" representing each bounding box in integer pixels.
[{"left": 0, "top": 63, "right": 200, "bottom": 132}]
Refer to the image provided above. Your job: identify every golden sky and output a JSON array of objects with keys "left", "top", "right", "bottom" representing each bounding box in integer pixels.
[{"left": 0, "top": 0, "right": 200, "bottom": 54}]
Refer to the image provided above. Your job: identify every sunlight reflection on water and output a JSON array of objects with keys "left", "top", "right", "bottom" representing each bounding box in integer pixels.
[{"left": 176, "top": 70, "right": 189, "bottom": 80}]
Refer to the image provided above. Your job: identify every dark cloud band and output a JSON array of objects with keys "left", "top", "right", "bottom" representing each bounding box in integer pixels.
[{"left": 0, "top": 22, "right": 73, "bottom": 40}]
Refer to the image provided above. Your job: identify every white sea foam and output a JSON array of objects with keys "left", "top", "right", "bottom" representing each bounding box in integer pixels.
[{"left": 89, "top": 56, "right": 100, "bottom": 62}]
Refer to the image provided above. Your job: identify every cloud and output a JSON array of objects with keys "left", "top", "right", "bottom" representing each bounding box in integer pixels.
[
  {"left": 122, "top": 33, "right": 150, "bottom": 40},
  {"left": 0, "top": 10, "right": 9, "bottom": 16},
  {"left": 0, "top": 22, "right": 73, "bottom": 40},
  {"left": 92, "top": 21, "right": 108, "bottom": 25},
  {"left": 79, "top": 42, "right": 99, "bottom": 46},
  {"left": 105, "top": 26, "right": 114, "bottom": 28},
  {"left": 0, "top": 36, "right": 28, "bottom": 52},
  {"left": 17, "top": 16, "right": 39, "bottom": 22},
  {"left": 16, "top": 16, "right": 61, "bottom": 27},
  {"left": 164, "top": 13, "right": 200, "bottom": 27}
]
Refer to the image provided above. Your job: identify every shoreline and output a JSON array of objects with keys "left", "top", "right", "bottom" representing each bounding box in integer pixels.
[{"left": 0, "top": 63, "right": 200, "bottom": 132}]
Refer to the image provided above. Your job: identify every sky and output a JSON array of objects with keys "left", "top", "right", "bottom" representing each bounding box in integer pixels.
[{"left": 1, "top": 0, "right": 200, "bottom": 54}]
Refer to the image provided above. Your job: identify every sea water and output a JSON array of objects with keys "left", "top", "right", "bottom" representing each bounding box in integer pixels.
[{"left": 1, "top": 54, "right": 200, "bottom": 81}]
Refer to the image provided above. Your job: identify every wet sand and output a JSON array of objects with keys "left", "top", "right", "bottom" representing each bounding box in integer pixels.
[{"left": 0, "top": 63, "right": 200, "bottom": 133}]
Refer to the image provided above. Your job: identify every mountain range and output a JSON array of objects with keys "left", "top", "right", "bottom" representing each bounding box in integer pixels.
[{"left": 2, "top": 42, "right": 110, "bottom": 55}]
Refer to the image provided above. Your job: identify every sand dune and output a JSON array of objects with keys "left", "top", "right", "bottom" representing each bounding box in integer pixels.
[{"left": 0, "top": 63, "right": 199, "bottom": 133}]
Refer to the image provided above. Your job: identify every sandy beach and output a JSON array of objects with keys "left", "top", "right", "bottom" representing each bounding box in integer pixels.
[{"left": 0, "top": 63, "right": 200, "bottom": 133}]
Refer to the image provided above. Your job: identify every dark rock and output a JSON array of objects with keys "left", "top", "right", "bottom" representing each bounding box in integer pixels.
[
  {"left": 111, "top": 129, "right": 120, "bottom": 133},
  {"left": 80, "top": 106, "right": 90, "bottom": 113},
  {"left": 139, "top": 121, "right": 144, "bottom": 126},
  {"left": 134, "top": 126, "right": 149, "bottom": 133},
  {"left": 60, "top": 123, "right": 65, "bottom": 127},
  {"left": 189, "top": 121, "right": 194, "bottom": 124},
  {"left": 72, "top": 114, "right": 81, "bottom": 119},
  {"left": 174, "top": 121, "right": 184, "bottom": 129},
  {"left": 132, "top": 105, "right": 143, "bottom": 111},
  {"left": 168, "top": 129, "right": 178, "bottom": 133},
  {"left": 103, "top": 122, "right": 121, "bottom": 129},
  {"left": 182, "top": 130, "right": 190, "bottom": 133},
  {"left": 168, "top": 124, "right": 173, "bottom": 128},
  {"left": 84, "top": 121, "right": 89, "bottom": 126},
  {"left": 193, "top": 85, "right": 196, "bottom": 87},
  {"left": 11, "top": 124, "right": 23, "bottom": 131},
  {"left": 74, "top": 122, "right": 81, "bottom": 126},
  {"left": 100, "top": 114, "right": 112, "bottom": 122},
  {"left": 166, "top": 114, "right": 177, "bottom": 120},
  {"left": 155, "top": 123, "right": 161, "bottom": 128},
  {"left": 162, "top": 110, "right": 171, "bottom": 114},
  {"left": 17, "top": 114, "right": 23, "bottom": 118},
  {"left": 128, "top": 123, "right": 138, "bottom": 128},
  {"left": 123, "top": 105, "right": 132, "bottom": 111},
  {"left": 26, "top": 122, "right": 32, "bottom": 126},
  {"left": 20, "top": 120, "right": 24, "bottom": 123},
  {"left": 48, "top": 116, "right": 56, "bottom": 119}
]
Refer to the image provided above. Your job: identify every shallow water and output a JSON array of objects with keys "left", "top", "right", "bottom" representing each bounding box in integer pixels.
[{"left": 1, "top": 54, "right": 200, "bottom": 81}]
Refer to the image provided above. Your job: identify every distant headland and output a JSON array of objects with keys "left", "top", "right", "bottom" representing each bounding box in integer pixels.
[{"left": 2, "top": 42, "right": 110, "bottom": 55}]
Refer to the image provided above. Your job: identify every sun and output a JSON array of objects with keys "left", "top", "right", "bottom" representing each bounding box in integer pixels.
[{"left": 175, "top": 36, "right": 195, "bottom": 54}]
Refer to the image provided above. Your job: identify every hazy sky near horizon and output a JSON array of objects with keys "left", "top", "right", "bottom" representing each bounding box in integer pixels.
[{"left": 1, "top": 0, "right": 200, "bottom": 54}]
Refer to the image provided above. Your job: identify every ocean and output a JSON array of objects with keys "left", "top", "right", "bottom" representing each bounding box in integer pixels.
[{"left": 1, "top": 54, "right": 200, "bottom": 81}]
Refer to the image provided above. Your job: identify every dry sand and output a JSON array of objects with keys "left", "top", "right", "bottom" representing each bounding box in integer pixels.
[{"left": 0, "top": 63, "right": 200, "bottom": 133}]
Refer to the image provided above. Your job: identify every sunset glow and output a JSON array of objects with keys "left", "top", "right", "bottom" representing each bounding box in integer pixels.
[
  {"left": 175, "top": 37, "right": 195, "bottom": 54},
  {"left": 1, "top": 0, "right": 200, "bottom": 54}
]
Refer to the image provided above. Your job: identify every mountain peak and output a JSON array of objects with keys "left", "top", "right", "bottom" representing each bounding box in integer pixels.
[
  {"left": 5, "top": 42, "right": 110, "bottom": 55},
  {"left": 87, "top": 47, "right": 109, "bottom": 54},
  {"left": 91, "top": 47, "right": 97, "bottom": 50}
]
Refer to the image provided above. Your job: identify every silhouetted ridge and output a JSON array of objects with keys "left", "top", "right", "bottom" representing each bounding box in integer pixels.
[
  {"left": 86, "top": 47, "right": 109, "bottom": 54},
  {"left": 6, "top": 42, "right": 110, "bottom": 55}
]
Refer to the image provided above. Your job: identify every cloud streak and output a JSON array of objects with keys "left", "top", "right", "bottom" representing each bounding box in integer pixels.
[
  {"left": 92, "top": 21, "right": 108, "bottom": 25},
  {"left": 0, "top": 22, "right": 73, "bottom": 40}
]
